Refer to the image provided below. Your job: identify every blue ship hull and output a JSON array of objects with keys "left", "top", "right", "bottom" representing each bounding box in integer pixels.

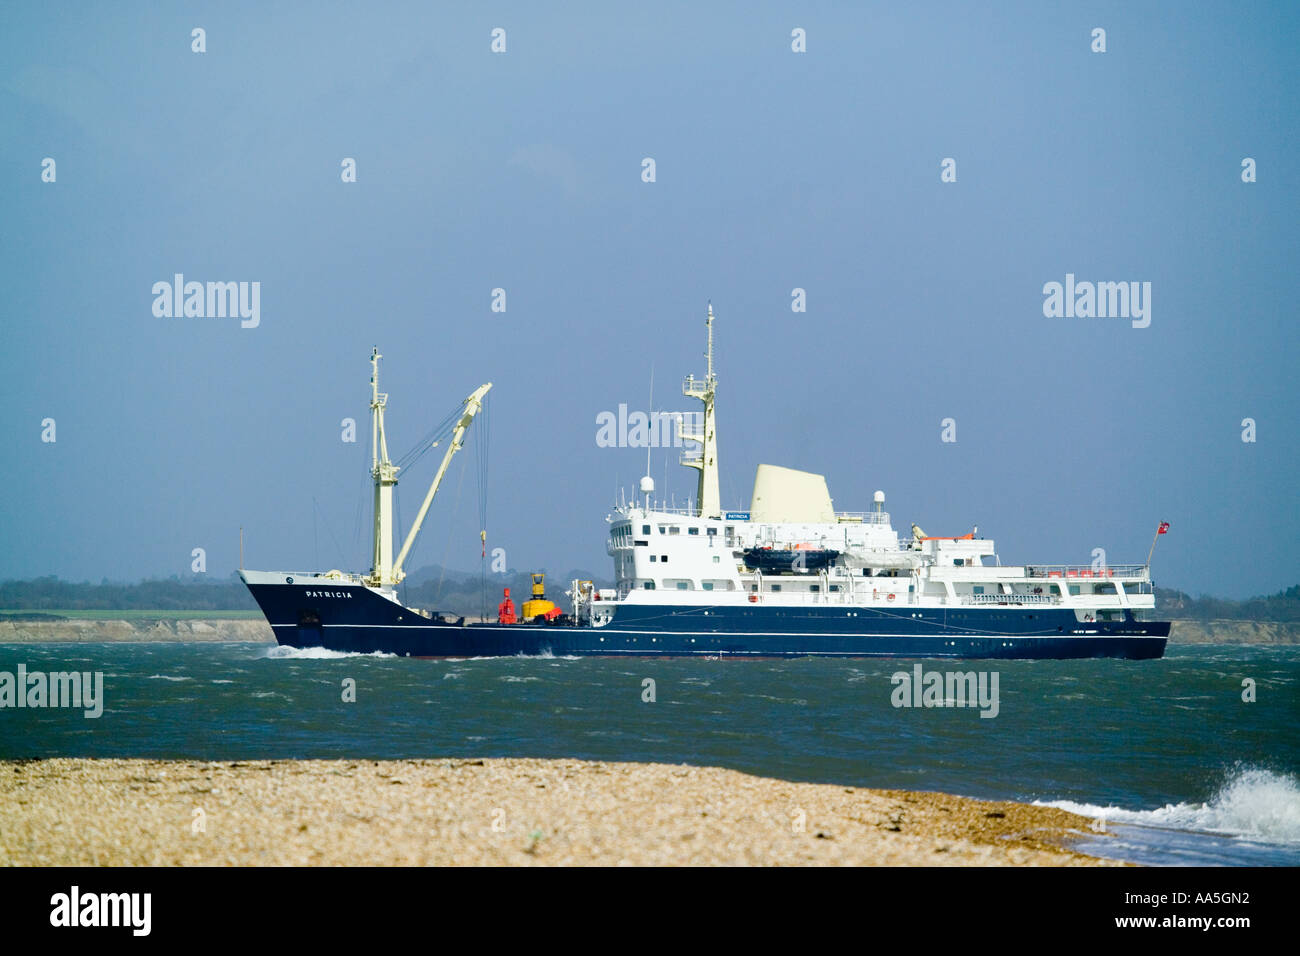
[{"left": 244, "top": 579, "right": 1169, "bottom": 660}]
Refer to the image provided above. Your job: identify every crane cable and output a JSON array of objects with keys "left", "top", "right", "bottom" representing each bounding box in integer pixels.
[{"left": 476, "top": 394, "right": 491, "bottom": 621}]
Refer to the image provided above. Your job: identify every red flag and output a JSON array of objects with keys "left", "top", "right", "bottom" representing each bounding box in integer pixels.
[{"left": 1157, "top": 521, "right": 1170, "bottom": 535}]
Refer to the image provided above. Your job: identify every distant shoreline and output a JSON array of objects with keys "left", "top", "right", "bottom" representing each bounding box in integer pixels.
[
  {"left": 0, "top": 757, "right": 1117, "bottom": 866},
  {"left": 0, "top": 616, "right": 1296, "bottom": 644},
  {"left": 0, "top": 617, "right": 274, "bottom": 643},
  {"left": 0, "top": 609, "right": 264, "bottom": 621}
]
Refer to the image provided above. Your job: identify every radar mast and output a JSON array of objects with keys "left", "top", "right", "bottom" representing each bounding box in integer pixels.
[{"left": 680, "top": 304, "right": 720, "bottom": 519}]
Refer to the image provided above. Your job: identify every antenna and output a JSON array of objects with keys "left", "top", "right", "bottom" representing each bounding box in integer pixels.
[
  {"left": 646, "top": 364, "right": 655, "bottom": 479},
  {"left": 639, "top": 365, "right": 656, "bottom": 511},
  {"left": 705, "top": 300, "right": 715, "bottom": 385}
]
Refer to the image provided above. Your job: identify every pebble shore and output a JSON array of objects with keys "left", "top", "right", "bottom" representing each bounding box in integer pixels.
[{"left": 0, "top": 758, "right": 1118, "bottom": 866}]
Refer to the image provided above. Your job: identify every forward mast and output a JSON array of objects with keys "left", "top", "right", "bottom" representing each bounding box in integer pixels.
[{"left": 364, "top": 347, "right": 491, "bottom": 588}]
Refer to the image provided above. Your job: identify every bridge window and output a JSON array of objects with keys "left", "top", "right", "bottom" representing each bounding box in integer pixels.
[
  {"left": 643, "top": 581, "right": 655, "bottom": 590},
  {"left": 688, "top": 527, "right": 699, "bottom": 535},
  {"left": 702, "top": 582, "right": 714, "bottom": 591},
  {"left": 642, "top": 525, "right": 651, "bottom": 535}
]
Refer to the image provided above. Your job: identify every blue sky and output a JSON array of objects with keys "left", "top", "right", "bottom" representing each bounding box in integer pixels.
[{"left": 1, "top": 2, "right": 1296, "bottom": 599}]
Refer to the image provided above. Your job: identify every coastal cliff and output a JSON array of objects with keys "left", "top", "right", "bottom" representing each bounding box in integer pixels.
[{"left": 0, "top": 617, "right": 274, "bottom": 643}]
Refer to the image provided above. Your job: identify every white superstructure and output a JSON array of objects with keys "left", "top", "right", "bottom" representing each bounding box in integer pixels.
[{"left": 571, "top": 308, "right": 1158, "bottom": 628}]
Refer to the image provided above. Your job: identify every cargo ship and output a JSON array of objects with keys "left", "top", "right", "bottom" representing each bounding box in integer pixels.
[{"left": 241, "top": 316, "right": 1170, "bottom": 659}]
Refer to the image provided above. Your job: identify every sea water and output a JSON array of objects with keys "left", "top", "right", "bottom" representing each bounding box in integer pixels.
[{"left": 2, "top": 641, "right": 1296, "bottom": 866}]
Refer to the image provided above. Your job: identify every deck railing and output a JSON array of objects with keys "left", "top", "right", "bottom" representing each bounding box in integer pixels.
[
  {"left": 1025, "top": 564, "right": 1147, "bottom": 579},
  {"left": 682, "top": 375, "right": 708, "bottom": 396},
  {"left": 833, "top": 511, "right": 892, "bottom": 525}
]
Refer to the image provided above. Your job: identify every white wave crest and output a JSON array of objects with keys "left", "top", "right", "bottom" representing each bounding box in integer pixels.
[
  {"left": 258, "top": 646, "right": 396, "bottom": 660},
  {"left": 1037, "top": 767, "right": 1300, "bottom": 845}
]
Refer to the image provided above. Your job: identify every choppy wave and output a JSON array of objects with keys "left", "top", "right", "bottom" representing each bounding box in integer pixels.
[
  {"left": 258, "top": 646, "right": 396, "bottom": 660},
  {"left": 1037, "top": 767, "right": 1300, "bottom": 845},
  {"left": 145, "top": 674, "right": 192, "bottom": 681}
]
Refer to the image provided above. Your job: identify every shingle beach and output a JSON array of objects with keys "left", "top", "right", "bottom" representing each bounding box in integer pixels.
[{"left": 0, "top": 758, "right": 1118, "bottom": 866}]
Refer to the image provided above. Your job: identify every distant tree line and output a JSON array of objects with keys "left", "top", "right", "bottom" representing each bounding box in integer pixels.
[
  {"left": 1, "top": 574, "right": 1293, "bottom": 621},
  {"left": 0, "top": 575, "right": 258, "bottom": 611},
  {"left": 0, "top": 567, "right": 611, "bottom": 617},
  {"left": 1155, "top": 584, "right": 1300, "bottom": 622}
]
